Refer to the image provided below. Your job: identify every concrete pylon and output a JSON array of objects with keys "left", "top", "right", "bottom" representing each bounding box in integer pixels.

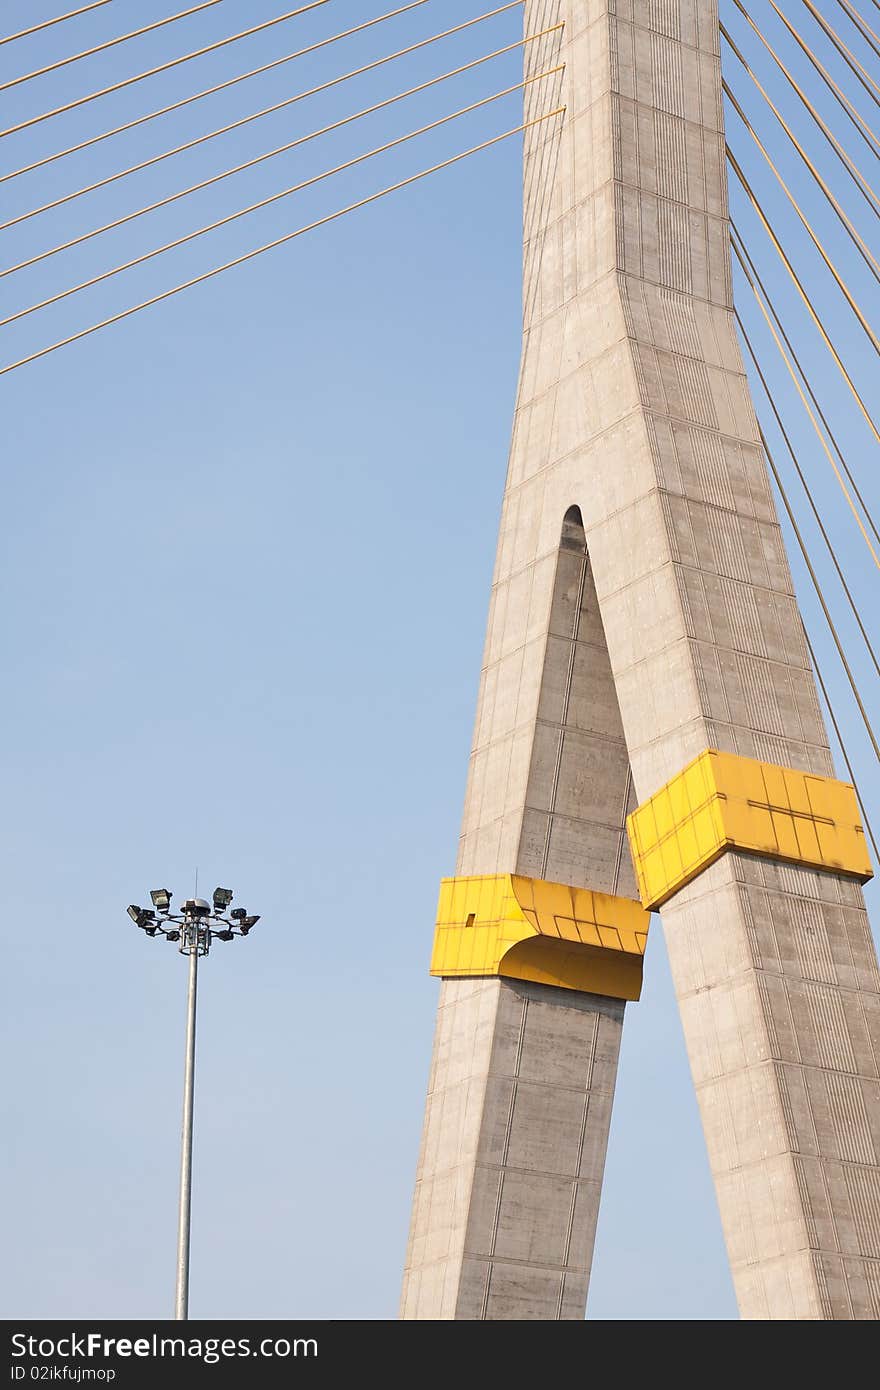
[{"left": 401, "top": 0, "right": 880, "bottom": 1320}]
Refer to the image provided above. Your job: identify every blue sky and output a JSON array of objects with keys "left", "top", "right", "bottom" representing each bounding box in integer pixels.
[{"left": 1, "top": 0, "right": 877, "bottom": 1320}]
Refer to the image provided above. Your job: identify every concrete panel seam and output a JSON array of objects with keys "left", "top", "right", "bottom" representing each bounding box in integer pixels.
[
  {"left": 692, "top": 1054, "right": 880, "bottom": 1090},
  {"left": 502, "top": 424, "right": 774, "bottom": 512}
]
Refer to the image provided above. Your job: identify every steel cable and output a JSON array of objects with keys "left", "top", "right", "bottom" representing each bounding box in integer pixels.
[
  {"left": 731, "top": 225, "right": 880, "bottom": 553},
  {"left": 1, "top": 2, "right": 224, "bottom": 93},
  {"left": 726, "top": 97, "right": 880, "bottom": 352},
  {"left": 0, "top": 29, "right": 562, "bottom": 279},
  {"left": 731, "top": 227, "right": 880, "bottom": 571},
  {"left": 0, "top": 107, "right": 565, "bottom": 378},
  {"left": 1, "top": 2, "right": 114, "bottom": 47},
  {"left": 721, "top": 26, "right": 879, "bottom": 283},
  {"left": 742, "top": 0, "right": 880, "bottom": 180},
  {"left": 734, "top": 280, "right": 880, "bottom": 671},
  {"left": 755, "top": 416, "right": 880, "bottom": 765},
  {"left": 0, "top": 71, "right": 563, "bottom": 329},
  {"left": 0, "top": 7, "right": 548, "bottom": 237},
  {"left": 0, "top": 0, "right": 447, "bottom": 184},
  {"left": 834, "top": 0, "right": 880, "bottom": 62},
  {"left": 800, "top": 0, "right": 880, "bottom": 107},
  {"left": 804, "top": 625, "right": 880, "bottom": 866},
  {"left": 2, "top": 0, "right": 334, "bottom": 139},
  {"left": 727, "top": 150, "right": 880, "bottom": 449}
]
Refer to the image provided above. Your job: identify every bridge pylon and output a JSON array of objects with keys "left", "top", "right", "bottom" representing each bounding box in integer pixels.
[{"left": 401, "top": 0, "right": 880, "bottom": 1320}]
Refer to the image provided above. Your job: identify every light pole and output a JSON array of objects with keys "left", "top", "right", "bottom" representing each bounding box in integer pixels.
[{"left": 126, "top": 887, "right": 261, "bottom": 1320}]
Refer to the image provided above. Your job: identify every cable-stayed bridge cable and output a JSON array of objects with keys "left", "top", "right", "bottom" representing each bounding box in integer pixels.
[
  {"left": 0, "top": 11, "right": 556, "bottom": 237},
  {"left": 0, "top": 107, "right": 565, "bottom": 378},
  {"left": 800, "top": 0, "right": 880, "bottom": 108},
  {"left": 834, "top": 0, "right": 880, "bottom": 61},
  {"left": 1, "top": 0, "right": 335, "bottom": 138},
  {"left": 0, "top": 30, "right": 562, "bottom": 278},
  {"left": 731, "top": 228, "right": 880, "bottom": 571},
  {"left": 742, "top": 0, "right": 880, "bottom": 174},
  {"left": 0, "top": 0, "right": 517, "bottom": 184},
  {"left": 757, "top": 422, "right": 880, "bottom": 765},
  {"left": 1, "top": 2, "right": 114, "bottom": 47},
  {"left": 1, "top": 2, "right": 225, "bottom": 93},
  {"left": 731, "top": 225, "right": 880, "bottom": 553},
  {"left": 804, "top": 623, "right": 880, "bottom": 865},
  {"left": 720, "top": 27, "right": 879, "bottom": 283},
  {"left": 0, "top": 71, "right": 563, "bottom": 328},
  {"left": 726, "top": 94, "right": 880, "bottom": 352},
  {"left": 735, "top": 290, "right": 880, "bottom": 673},
  {"left": 727, "top": 150, "right": 880, "bottom": 449}
]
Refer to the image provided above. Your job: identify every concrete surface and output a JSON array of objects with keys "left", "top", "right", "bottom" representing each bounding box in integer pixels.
[{"left": 402, "top": 0, "right": 880, "bottom": 1319}]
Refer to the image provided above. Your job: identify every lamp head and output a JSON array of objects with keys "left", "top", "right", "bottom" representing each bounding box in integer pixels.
[
  {"left": 182, "top": 898, "right": 211, "bottom": 919},
  {"left": 150, "top": 888, "right": 172, "bottom": 912}
]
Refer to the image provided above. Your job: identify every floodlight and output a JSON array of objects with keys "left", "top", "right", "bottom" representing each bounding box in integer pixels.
[{"left": 124, "top": 881, "right": 263, "bottom": 1320}]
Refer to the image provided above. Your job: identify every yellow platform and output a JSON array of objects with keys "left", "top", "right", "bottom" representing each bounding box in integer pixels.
[
  {"left": 627, "top": 748, "right": 873, "bottom": 910},
  {"left": 430, "top": 873, "right": 650, "bottom": 1002}
]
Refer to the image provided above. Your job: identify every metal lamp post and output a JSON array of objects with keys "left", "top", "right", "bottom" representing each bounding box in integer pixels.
[{"left": 126, "top": 887, "right": 261, "bottom": 1320}]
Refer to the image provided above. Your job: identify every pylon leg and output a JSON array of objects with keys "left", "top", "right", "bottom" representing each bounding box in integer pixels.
[
  {"left": 402, "top": 507, "right": 640, "bottom": 1319},
  {"left": 402, "top": 1, "right": 880, "bottom": 1319}
]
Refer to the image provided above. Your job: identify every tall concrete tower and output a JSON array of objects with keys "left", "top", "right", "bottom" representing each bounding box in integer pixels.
[{"left": 401, "top": 0, "right": 880, "bottom": 1320}]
